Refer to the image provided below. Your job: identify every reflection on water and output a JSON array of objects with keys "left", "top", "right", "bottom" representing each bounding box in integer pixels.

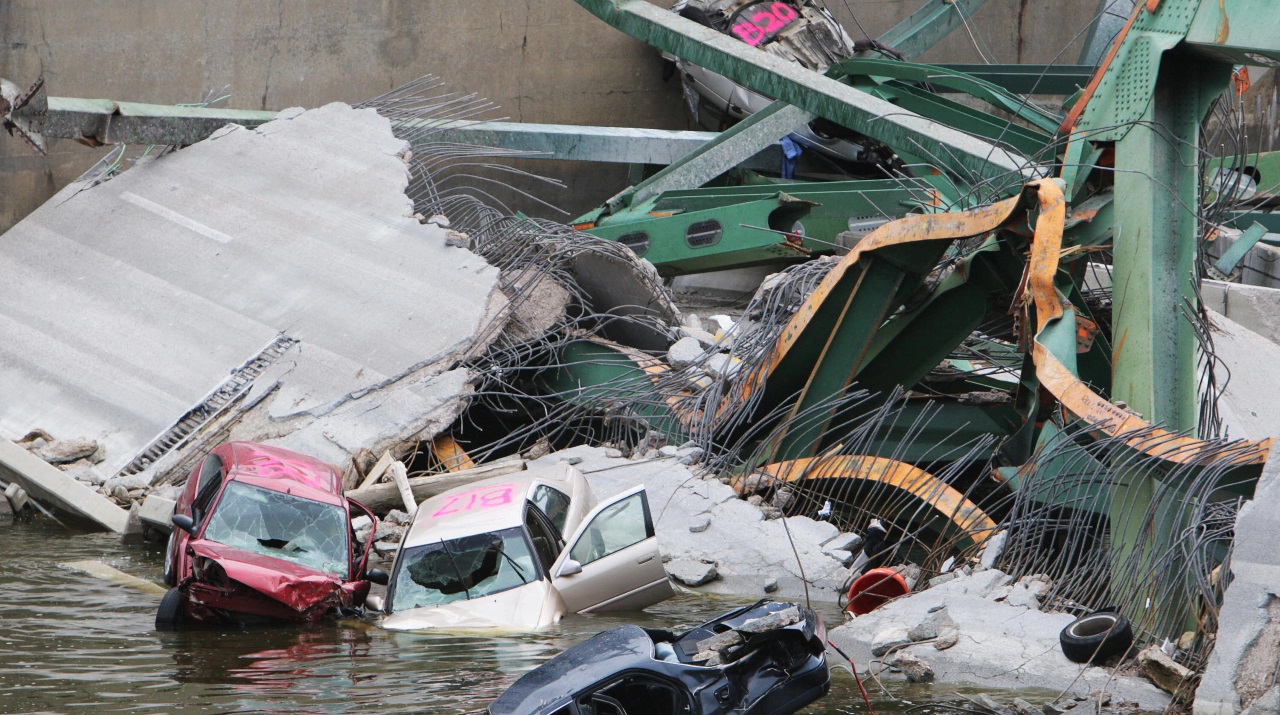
[{"left": 0, "top": 519, "right": 976, "bottom": 715}]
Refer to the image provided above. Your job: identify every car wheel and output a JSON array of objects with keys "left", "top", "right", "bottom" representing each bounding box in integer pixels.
[
  {"left": 156, "top": 587, "right": 186, "bottom": 631},
  {"left": 1059, "top": 610, "right": 1132, "bottom": 664}
]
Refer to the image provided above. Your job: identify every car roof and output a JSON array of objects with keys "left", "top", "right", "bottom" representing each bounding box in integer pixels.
[
  {"left": 402, "top": 464, "right": 584, "bottom": 547},
  {"left": 488, "top": 626, "right": 659, "bottom": 714},
  {"left": 222, "top": 441, "right": 345, "bottom": 505}
]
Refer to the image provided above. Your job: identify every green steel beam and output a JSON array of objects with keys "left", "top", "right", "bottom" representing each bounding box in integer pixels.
[
  {"left": 571, "top": 0, "right": 1035, "bottom": 188},
  {"left": 1185, "top": 0, "right": 1280, "bottom": 66},
  {"left": 1109, "top": 50, "right": 1230, "bottom": 432},
  {"left": 615, "top": 101, "right": 815, "bottom": 211},
  {"left": 584, "top": 180, "right": 920, "bottom": 276},
  {"left": 833, "top": 59, "right": 1062, "bottom": 134},
  {"left": 42, "top": 96, "right": 275, "bottom": 148},
  {"left": 28, "top": 94, "right": 821, "bottom": 174},
  {"left": 1212, "top": 222, "right": 1269, "bottom": 277},
  {"left": 936, "top": 64, "right": 1096, "bottom": 96},
  {"left": 868, "top": 0, "right": 989, "bottom": 61}
]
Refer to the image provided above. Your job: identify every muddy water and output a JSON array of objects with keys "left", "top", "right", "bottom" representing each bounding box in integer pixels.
[{"left": 0, "top": 518, "right": 960, "bottom": 715}]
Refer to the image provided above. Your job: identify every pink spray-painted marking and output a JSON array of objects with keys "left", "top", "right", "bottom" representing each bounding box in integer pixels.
[
  {"left": 729, "top": 2, "right": 799, "bottom": 47},
  {"left": 431, "top": 484, "right": 517, "bottom": 518},
  {"left": 240, "top": 454, "right": 331, "bottom": 492}
]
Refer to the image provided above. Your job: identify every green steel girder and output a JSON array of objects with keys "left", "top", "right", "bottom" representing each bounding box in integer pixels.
[
  {"left": 865, "top": 0, "right": 989, "bottom": 61},
  {"left": 538, "top": 339, "right": 685, "bottom": 440},
  {"left": 856, "top": 237, "right": 1025, "bottom": 394},
  {"left": 769, "top": 239, "right": 954, "bottom": 461},
  {"left": 583, "top": 179, "right": 922, "bottom": 276},
  {"left": 584, "top": 192, "right": 819, "bottom": 276},
  {"left": 42, "top": 96, "right": 274, "bottom": 148},
  {"left": 847, "top": 80, "right": 1051, "bottom": 158},
  {"left": 831, "top": 59, "right": 1062, "bottom": 134},
  {"left": 571, "top": 0, "right": 1035, "bottom": 189},
  {"left": 852, "top": 399, "right": 1020, "bottom": 464},
  {"left": 937, "top": 64, "right": 1096, "bottom": 96},
  {"left": 1185, "top": 0, "right": 1280, "bottom": 66}
]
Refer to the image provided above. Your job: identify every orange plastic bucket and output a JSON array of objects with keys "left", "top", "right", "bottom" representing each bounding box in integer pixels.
[{"left": 846, "top": 567, "right": 910, "bottom": 615}]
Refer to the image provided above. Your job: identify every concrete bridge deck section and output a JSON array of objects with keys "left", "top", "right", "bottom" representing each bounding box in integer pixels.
[{"left": 0, "top": 103, "right": 501, "bottom": 488}]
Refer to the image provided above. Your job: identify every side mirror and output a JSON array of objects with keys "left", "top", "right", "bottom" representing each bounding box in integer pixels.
[
  {"left": 171, "top": 514, "right": 195, "bottom": 534},
  {"left": 557, "top": 559, "right": 583, "bottom": 577},
  {"left": 366, "top": 595, "right": 385, "bottom": 612},
  {"left": 366, "top": 568, "right": 389, "bottom": 586}
]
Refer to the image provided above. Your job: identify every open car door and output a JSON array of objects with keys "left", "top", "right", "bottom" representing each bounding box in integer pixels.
[{"left": 550, "top": 485, "right": 673, "bottom": 614}]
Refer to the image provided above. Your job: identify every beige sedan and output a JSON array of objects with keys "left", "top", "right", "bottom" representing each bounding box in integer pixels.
[{"left": 372, "top": 463, "right": 673, "bottom": 630}]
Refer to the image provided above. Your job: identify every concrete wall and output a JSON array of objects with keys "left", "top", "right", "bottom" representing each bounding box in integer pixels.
[{"left": 0, "top": 0, "right": 1105, "bottom": 230}]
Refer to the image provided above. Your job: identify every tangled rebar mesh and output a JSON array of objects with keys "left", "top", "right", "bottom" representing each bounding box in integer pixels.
[
  {"left": 993, "top": 419, "right": 1261, "bottom": 672},
  {"left": 352, "top": 76, "right": 1266, "bottom": 698},
  {"left": 357, "top": 77, "right": 692, "bottom": 459}
]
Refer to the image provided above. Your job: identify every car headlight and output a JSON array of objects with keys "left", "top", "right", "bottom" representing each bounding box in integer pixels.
[{"left": 193, "top": 557, "right": 230, "bottom": 588}]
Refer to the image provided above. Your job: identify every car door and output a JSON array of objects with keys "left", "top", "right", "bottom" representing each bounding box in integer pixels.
[{"left": 549, "top": 486, "right": 673, "bottom": 614}]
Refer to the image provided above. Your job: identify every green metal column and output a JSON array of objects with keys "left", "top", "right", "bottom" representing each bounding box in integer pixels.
[
  {"left": 1109, "top": 49, "right": 1230, "bottom": 632},
  {"left": 1110, "top": 51, "right": 1229, "bottom": 433}
]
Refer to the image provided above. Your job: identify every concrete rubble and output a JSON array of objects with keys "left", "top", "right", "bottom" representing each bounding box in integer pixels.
[
  {"left": 2, "top": 37, "right": 1280, "bottom": 715},
  {"left": 528, "top": 445, "right": 857, "bottom": 599},
  {"left": 827, "top": 568, "right": 1172, "bottom": 710}
]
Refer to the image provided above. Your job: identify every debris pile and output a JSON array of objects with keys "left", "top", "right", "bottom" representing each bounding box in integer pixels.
[{"left": 2, "top": 2, "right": 1280, "bottom": 714}]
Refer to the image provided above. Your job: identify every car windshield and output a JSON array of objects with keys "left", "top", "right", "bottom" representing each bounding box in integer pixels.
[
  {"left": 202, "top": 481, "right": 350, "bottom": 578},
  {"left": 389, "top": 527, "right": 538, "bottom": 612}
]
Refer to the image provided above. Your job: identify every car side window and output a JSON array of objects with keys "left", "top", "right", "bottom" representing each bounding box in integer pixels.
[
  {"left": 196, "top": 455, "right": 223, "bottom": 494},
  {"left": 191, "top": 457, "right": 224, "bottom": 525},
  {"left": 530, "top": 484, "right": 571, "bottom": 535},
  {"left": 524, "top": 505, "right": 562, "bottom": 573},
  {"left": 569, "top": 492, "right": 652, "bottom": 566},
  {"left": 580, "top": 674, "right": 690, "bottom": 715}
]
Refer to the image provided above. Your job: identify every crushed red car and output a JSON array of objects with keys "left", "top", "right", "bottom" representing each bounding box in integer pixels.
[{"left": 157, "top": 441, "right": 387, "bottom": 629}]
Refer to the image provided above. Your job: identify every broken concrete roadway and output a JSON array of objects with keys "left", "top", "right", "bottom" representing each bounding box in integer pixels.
[{"left": 0, "top": 103, "right": 505, "bottom": 501}]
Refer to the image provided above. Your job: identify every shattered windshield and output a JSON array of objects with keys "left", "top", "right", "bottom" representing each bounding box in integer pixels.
[
  {"left": 388, "top": 528, "right": 538, "bottom": 613},
  {"left": 202, "top": 481, "right": 350, "bottom": 578}
]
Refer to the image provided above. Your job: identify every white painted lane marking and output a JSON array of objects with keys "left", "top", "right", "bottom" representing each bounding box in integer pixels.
[{"left": 121, "top": 191, "right": 233, "bottom": 244}]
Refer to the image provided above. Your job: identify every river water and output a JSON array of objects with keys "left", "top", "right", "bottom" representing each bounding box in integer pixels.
[{"left": 0, "top": 518, "right": 986, "bottom": 715}]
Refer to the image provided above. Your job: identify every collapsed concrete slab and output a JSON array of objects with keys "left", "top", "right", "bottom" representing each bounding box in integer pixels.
[
  {"left": 828, "top": 569, "right": 1171, "bottom": 710},
  {"left": 529, "top": 446, "right": 855, "bottom": 599},
  {"left": 1194, "top": 440, "right": 1280, "bottom": 715},
  {"left": 1205, "top": 310, "right": 1280, "bottom": 442},
  {"left": 0, "top": 102, "right": 505, "bottom": 500}
]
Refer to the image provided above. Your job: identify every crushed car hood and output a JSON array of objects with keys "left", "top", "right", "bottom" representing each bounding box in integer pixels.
[{"left": 189, "top": 540, "right": 345, "bottom": 612}]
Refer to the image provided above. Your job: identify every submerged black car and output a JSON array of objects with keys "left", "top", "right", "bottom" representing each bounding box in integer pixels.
[{"left": 488, "top": 600, "right": 831, "bottom": 715}]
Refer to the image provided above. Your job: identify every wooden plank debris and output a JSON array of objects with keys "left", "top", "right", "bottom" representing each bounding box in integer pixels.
[{"left": 346, "top": 457, "right": 525, "bottom": 513}]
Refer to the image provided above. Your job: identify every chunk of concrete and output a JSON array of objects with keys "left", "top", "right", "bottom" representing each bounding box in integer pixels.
[
  {"left": 667, "top": 337, "right": 705, "bottom": 367},
  {"left": 1138, "top": 646, "right": 1195, "bottom": 695},
  {"left": 0, "top": 439, "right": 127, "bottom": 532},
  {"left": 886, "top": 651, "right": 934, "bottom": 683},
  {"left": 5, "top": 483, "right": 28, "bottom": 512},
  {"left": 28, "top": 437, "right": 99, "bottom": 465},
  {"left": 979, "top": 530, "right": 1007, "bottom": 569},
  {"left": 667, "top": 558, "right": 718, "bottom": 587},
  {"left": 138, "top": 495, "right": 177, "bottom": 533}
]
